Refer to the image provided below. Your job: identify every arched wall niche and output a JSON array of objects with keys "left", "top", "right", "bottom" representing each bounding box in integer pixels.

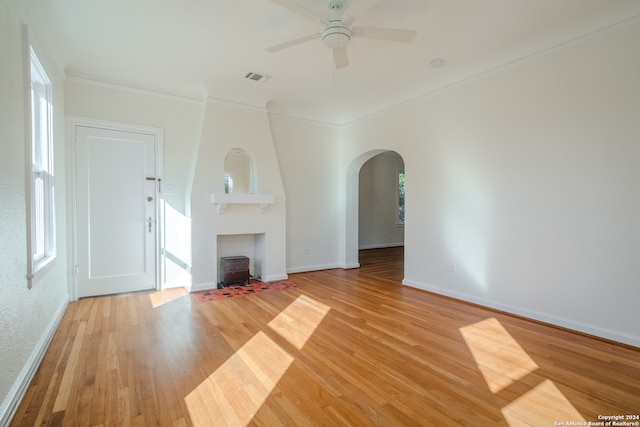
[{"left": 224, "top": 148, "right": 254, "bottom": 194}]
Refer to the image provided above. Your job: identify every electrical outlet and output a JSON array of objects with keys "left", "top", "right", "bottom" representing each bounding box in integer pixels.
[
  {"left": 446, "top": 264, "right": 456, "bottom": 272},
  {"left": 303, "top": 248, "right": 310, "bottom": 254}
]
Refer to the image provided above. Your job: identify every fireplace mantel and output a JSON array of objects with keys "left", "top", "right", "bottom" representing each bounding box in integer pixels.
[{"left": 211, "top": 193, "right": 275, "bottom": 214}]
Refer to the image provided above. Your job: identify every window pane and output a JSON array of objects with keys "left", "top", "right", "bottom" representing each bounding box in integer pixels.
[
  {"left": 31, "top": 86, "right": 41, "bottom": 167},
  {"left": 39, "top": 96, "right": 50, "bottom": 170},
  {"left": 398, "top": 172, "right": 405, "bottom": 224},
  {"left": 224, "top": 174, "right": 234, "bottom": 194},
  {"left": 33, "top": 170, "right": 45, "bottom": 260}
]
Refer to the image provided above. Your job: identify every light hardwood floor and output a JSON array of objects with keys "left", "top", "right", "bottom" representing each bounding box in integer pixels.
[{"left": 11, "top": 247, "right": 640, "bottom": 426}]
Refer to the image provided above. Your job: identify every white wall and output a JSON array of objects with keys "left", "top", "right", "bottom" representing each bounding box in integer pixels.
[
  {"left": 342, "top": 21, "right": 640, "bottom": 347},
  {"left": 64, "top": 80, "right": 205, "bottom": 215},
  {"left": 0, "top": 2, "right": 70, "bottom": 423},
  {"left": 359, "top": 152, "right": 405, "bottom": 249},
  {"left": 190, "top": 100, "right": 287, "bottom": 289},
  {"left": 269, "top": 115, "right": 343, "bottom": 273}
]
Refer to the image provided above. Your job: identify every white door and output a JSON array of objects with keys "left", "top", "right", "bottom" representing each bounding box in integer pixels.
[{"left": 75, "top": 125, "right": 158, "bottom": 298}]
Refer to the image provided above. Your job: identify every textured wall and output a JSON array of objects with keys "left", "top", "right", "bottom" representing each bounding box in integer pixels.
[{"left": 0, "top": 2, "right": 69, "bottom": 420}]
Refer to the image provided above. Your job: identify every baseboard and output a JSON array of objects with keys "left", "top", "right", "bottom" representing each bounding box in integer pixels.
[
  {"left": 0, "top": 296, "right": 69, "bottom": 426},
  {"left": 190, "top": 282, "right": 217, "bottom": 292},
  {"left": 263, "top": 274, "right": 289, "bottom": 282},
  {"left": 402, "top": 279, "right": 640, "bottom": 349},
  {"left": 190, "top": 274, "right": 290, "bottom": 292},
  {"left": 358, "top": 243, "right": 404, "bottom": 250},
  {"left": 287, "top": 263, "right": 342, "bottom": 274}
]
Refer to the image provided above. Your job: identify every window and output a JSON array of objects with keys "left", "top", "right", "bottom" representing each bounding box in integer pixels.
[
  {"left": 397, "top": 171, "right": 405, "bottom": 224},
  {"left": 224, "top": 173, "right": 234, "bottom": 194},
  {"left": 28, "top": 46, "right": 55, "bottom": 278}
]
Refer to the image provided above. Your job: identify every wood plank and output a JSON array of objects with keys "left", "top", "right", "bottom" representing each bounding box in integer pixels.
[{"left": 52, "top": 321, "right": 87, "bottom": 413}]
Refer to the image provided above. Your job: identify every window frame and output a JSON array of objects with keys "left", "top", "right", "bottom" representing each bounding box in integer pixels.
[{"left": 25, "top": 32, "right": 56, "bottom": 287}]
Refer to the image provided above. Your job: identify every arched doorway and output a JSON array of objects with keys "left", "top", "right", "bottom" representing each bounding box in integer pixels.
[{"left": 344, "top": 150, "right": 405, "bottom": 280}]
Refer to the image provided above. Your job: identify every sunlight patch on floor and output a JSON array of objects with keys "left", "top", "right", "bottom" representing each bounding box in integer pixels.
[
  {"left": 149, "top": 287, "right": 189, "bottom": 308},
  {"left": 268, "top": 294, "right": 331, "bottom": 349},
  {"left": 461, "top": 318, "right": 586, "bottom": 425},
  {"left": 185, "top": 331, "right": 294, "bottom": 426},
  {"left": 185, "top": 294, "right": 330, "bottom": 425},
  {"left": 502, "top": 379, "right": 585, "bottom": 426},
  {"left": 459, "top": 317, "right": 539, "bottom": 393}
]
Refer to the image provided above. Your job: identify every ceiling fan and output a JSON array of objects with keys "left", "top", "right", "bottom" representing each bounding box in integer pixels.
[{"left": 266, "top": 0, "right": 417, "bottom": 69}]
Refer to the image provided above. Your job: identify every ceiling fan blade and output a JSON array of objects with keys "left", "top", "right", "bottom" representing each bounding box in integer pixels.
[
  {"left": 333, "top": 47, "right": 349, "bottom": 69},
  {"left": 266, "top": 32, "right": 321, "bottom": 52},
  {"left": 352, "top": 26, "right": 417, "bottom": 43},
  {"left": 342, "top": 0, "right": 378, "bottom": 26},
  {"left": 268, "top": 0, "right": 328, "bottom": 25}
]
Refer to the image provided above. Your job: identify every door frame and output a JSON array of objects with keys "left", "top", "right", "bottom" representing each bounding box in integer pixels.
[{"left": 67, "top": 116, "right": 164, "bottom": 301}]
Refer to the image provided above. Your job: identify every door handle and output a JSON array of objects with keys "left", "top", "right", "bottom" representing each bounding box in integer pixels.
[{"left": 148, "top": 216, "right": 153, "bottom": 233}]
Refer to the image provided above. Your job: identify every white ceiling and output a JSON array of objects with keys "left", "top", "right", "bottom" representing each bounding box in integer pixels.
[{"left": 34, "top": 0, "right": 640, "bottom": 125}]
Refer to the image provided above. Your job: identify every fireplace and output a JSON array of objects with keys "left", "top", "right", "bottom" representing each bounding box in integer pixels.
[
  {"left": 216, "top": 233, "right": 266, "bottom": 284},
  {"left": 190, "top": 100, "right": 288, "bottom": 292}
]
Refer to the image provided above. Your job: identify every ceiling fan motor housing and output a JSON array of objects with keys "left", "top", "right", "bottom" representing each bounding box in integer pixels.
[
  {"left": 322, "top": 20, "right": 351, "bottom": 48},
  {"left": 328, "top": 0, "right": 344, "bottom": 11}
]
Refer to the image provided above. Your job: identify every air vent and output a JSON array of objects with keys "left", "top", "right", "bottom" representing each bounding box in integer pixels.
[{"left": 244, "top": 72, "right": 271, "bottom": 83}]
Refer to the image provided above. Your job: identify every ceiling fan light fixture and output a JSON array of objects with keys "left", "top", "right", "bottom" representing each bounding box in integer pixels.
[
  {"left": 265, "top": 0, "right": 417, "bottom": 69},
  {"left": 322, "top": 21, "right": 351, "bottom": 48}
]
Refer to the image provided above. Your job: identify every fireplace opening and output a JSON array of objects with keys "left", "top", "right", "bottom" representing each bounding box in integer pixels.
[{"left": 217, "top": 233, "right": 265, "bottom": 286}]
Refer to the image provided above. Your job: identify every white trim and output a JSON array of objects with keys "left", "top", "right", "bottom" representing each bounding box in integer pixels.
[
  {"left": 22, "top": 24, "right": 34, "bottom": 289},
  {"left": 211, "top": 193, "right": 275, "bottom": 214},
  {"left": 287, "top": 263, "right": 343, "bottom": 274},
  {"left": 358, "top": 243, "right": 404, "bottom": 250},
  {"left": 65, "top": 74, "right": 206, "bottom": 105},
  {"left": 286, "top": 262, "right": 361, "bottom": 273},
  {"left": 190, "top": 282, "right": 217, "bottom": 292},
  {"left": 206, "top": 96, "right": 268, "bottom": 112},
  {"left": 263, "top": 274, "right": 289, "bottom": 282},
  {"left": 402, "top": 278, "right": 640, "bottom": 348},
  {"left": 0, "top": 297, "right": 68, "bottom": 426},
  {"left": 266, "top": 111, "right": 342, "bottom": 128},
  {"left": 66, "top": 116, "right": 164, "bottom": 300}
]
